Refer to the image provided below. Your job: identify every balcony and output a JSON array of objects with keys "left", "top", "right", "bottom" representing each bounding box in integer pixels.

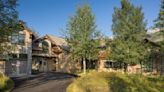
[{"left": 32, "top": 50, "right": 57, "bottom": 58}]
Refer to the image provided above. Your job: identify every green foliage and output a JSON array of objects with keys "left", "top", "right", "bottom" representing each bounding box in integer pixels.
[
  {"left": 154, "top": 0, "right": 164, "bottom": 51},
  {"left": 0, "top": 73, "right": 14, "bottom": 92},
  {"left": 65, "top": 4, "right": 100, "bottom": 73},
  {"left": 0, "top": 0, "right": 19, "bottom": 42},
  {"left": 0, "top": 0, "right": 20, "bottom": 53},
  {"left": 67, "top": 72, "right": 164, "bottom": 92},
  {"left": 110, "top": 0, "right": 147, "bottom": 65},
  {"left": 154, "top": 0, "right": 164, "bottom": 31}
]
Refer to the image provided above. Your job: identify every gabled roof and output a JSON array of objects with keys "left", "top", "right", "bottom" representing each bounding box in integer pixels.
[
  {"left": 19, "top": 21, "right": 32, "bottom": 34},
  {"left": 46, "top": 34, "right": 67, "bottom": 46},
  {"left": 145, "top": 28, "right": 164, "bottom": 47},
  {"left": 19, "top": 20, "right": 38, "bottom": 39},
  {"left": 46, "top": 34, "right": 69, "bottom": 51},
  {"left": 146, "top": 29, "right": 164, "bottom": 43}
]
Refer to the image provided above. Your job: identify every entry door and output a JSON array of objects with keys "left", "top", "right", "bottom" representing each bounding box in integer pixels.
[
  {"left": 42, "top": 61, "right": 47, "bottom": 72},
  {"left": 10, "top": 60, "right": 20, "bottom": 76}
]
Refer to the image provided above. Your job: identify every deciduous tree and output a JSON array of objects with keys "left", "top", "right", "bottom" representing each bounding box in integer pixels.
[
  {"left": 65, "top": 4, "right": 100, "bottom": 74},
  {"left": 0, "top": 0, "right": 19, "bottom": 53}
]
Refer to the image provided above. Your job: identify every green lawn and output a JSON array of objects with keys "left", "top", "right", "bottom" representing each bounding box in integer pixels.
[
  {"left": 0, "top": 73, "right": 14, "bottom": 92},
  {"left": 67, "top": 72, "right": 164, "bottom": 92}
]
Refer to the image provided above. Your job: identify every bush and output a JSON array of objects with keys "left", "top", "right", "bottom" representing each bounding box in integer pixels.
[
  {"left": 0, "top": 73, "right": 14, "bottom": 92},
  {"left": 67, "top": 71, "right": 164, "bottom": 92}
]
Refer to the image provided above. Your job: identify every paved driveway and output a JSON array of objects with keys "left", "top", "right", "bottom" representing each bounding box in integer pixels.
[{"left": 11, "top": 72, "right": 76, "bottom": 92}]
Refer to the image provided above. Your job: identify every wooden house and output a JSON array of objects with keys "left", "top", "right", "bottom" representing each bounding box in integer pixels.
[
  {"left": 144, "top": 28, "right": 164, "bottom": 75},
  {"left": 32, "top": 34, "right": 81, "bottom": 73},
  {"left": 0, "top": 22, "right": 35, "bottom": 77}
]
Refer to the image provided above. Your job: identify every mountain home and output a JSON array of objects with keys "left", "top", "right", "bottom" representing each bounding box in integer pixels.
[
  {"left": 144, "top": 28, "right": 164, "bottom": 75},
  {"left": 32, "top": 34, "right": 81, "bottom": 73},
  {"left": 97, "top": 38, "right": 128, "bottom": 72},
  {"left": 0, "top": 22, "right": 35, "bottom": 77}
]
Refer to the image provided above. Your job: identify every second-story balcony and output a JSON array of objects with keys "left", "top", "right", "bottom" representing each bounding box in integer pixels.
[{"left": 32, "top": 49, "right": 57, "bottom": 58}]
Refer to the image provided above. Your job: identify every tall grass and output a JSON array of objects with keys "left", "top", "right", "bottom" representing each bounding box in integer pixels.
[
  {"left": 67, "top": 71, "right": 164, "bottom": 92},
  {"left": 0, "top": 73, "right": 14, "bottom": 92}
]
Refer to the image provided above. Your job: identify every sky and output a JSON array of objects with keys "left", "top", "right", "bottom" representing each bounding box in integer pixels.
[{"left": 17, "top": 0, "right": 161, "bottom": 37}]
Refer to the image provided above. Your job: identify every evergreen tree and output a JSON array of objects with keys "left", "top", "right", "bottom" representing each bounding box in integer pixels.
[
  {"left": 155, "top": 0, "right": 164, "bottom": 75},
  {"left": 154, "top": 0, "right": 164, "bottom": 32},
  {"left": 65, "top": 4, "right": 100, "bottom": 74},
  {"left": 154, "top": 0, "right": 164, "bottom": 50},
  {"left": 0, "top": 0, "right": 19, "bottom": 52},
  {"left": 110, "top": 0, "right": 147, "bottom": 65}
]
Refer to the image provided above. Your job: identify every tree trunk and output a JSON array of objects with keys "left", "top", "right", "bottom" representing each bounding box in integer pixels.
[
  {"left": 140, "top": 61, "right": 143, "bottom": 74},
  {"left": 83, "top": 58, "right": 86, "bottom": 74},
  {"left": 160, "top": 52, "right": 163, "bottom": 76}
]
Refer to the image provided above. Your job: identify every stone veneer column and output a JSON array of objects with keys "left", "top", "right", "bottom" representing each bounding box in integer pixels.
[{"left": 27, "top": 46, "right": 32, "bottom": 75}]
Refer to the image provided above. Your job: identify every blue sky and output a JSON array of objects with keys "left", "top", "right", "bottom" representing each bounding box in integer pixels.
[{"left": 17, "top": 0, "right": 161, "bottom": 37}]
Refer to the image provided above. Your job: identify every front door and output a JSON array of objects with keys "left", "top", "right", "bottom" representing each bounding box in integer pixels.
[
  {"left": 39, "top": 60, "right": 47, "bottom": 72},
  {"left": 8, "top": 60, "right": 21, "bottom": 76},
  {"left": 43, "top": 61, "right": 47, "bottom": 72}
]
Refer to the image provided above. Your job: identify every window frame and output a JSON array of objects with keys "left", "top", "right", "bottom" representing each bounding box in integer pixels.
[{"left": 11, "top": 31, "right": 25, "bottom": 45}]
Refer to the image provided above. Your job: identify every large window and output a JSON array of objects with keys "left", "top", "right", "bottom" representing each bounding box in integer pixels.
[
  {"left": 19, "top": 54, "right": 27, "bottom": 60},
  {"left": 11, "top": 33, "right": 19, "bottom": 44},
  {"left": 104, "top": 61, "right": 124, "bottom": 69},
  {"left": 104, "top": 61, "right": 111, "bottom": 68},
  {"left": 42, "top": 41, "right": 49, "bottom": 53},
  {"left": 19, "top": 34, "right": 25, "bottom": 44},
  {"left": 11, "top": 32, "right": 25, "bottom": 45},
  {"left": 9, "top": 54, "right": 27, "bottom": 60}
]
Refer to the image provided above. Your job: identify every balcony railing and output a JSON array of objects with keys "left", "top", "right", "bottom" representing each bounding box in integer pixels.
[{"left": 32, "top": 50, "right": 57, "bottom": 57}]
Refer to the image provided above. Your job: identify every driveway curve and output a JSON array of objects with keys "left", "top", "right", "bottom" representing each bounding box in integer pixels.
[{"left": 11, "top": 72, "right": 76, "bottom": 92}]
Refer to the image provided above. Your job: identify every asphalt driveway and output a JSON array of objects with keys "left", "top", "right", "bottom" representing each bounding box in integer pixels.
[{"left": 11, "top": 72, "right": 76, "bottom": 92}]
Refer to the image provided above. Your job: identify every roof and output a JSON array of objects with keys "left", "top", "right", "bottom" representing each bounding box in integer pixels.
[
  {"left": 46, "top": 34, "right": 69, "bottom": 51},
  {"left": 47, "top": 34, "right": 67, "bottom": 46},
  {"left": 146, "top": 30, "right": 164, "bottom": 43},
  {"left": 19, "top": 20, "right": 38, "bottom": 39}
]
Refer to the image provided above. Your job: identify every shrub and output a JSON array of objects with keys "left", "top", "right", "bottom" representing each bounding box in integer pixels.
[{"left": 0, "top": 73, "right": 14, "bottom": 92}]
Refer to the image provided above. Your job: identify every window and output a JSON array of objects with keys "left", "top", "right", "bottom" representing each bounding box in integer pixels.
[
  {"left": 19, "top": 54, "right": 27, "bottom": 60},
  {"left": 104, "top": 61, "right": 125, "bottom": 69},
  {"left": 11, "top": 33, "right": 19, "bottom": 44},
  {"left": 9, "top": 54, "right": 18, "bottom": 59},
  {"left": 11, "top": 32, "right": 25, "bottom": 45},
  {"left": 18, "top": 34, "right": 25, "bottom": 45},
  {"left": 104, "top": 61, "right": 111, "bottom": 68},
  {"left": 42, "top": 41, "right": 49, "bottom": 53}
]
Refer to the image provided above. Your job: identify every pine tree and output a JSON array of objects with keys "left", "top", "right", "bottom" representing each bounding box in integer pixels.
[
  {"left": 65, "top": 4, "right": 100, "bottom": 74},
  {"left": 154, "top": 0, "right": 164, "bottom": 75},
  {"left": 110, "top": 0, "right": 147, "bottom": 65},
  {"left": 154, "top": 0, "right": 164, "bottom": 51},
  {"left": 154, "top": 0, "right": 164, "bottom": 32}
]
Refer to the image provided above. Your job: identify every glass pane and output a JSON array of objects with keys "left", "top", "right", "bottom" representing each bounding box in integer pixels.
[
  {"left": 19, "top": 34, "right": 25, "bottom": 45},
  {"left": 19, "top": 54, "right": 27, "bottom": 60},
  {"left": 42, "top": 41, "right": 49, "bottom": 53},
  {"left": 11, "top": 34, "right": 19, "bottom": 44},
  {"left": 104, "top": 61, "right": 110, "bottom": 68}
]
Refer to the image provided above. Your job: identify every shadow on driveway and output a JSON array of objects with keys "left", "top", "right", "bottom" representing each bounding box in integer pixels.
[{"left": 11, "top": 72, "right": 77, "bottom": 92}]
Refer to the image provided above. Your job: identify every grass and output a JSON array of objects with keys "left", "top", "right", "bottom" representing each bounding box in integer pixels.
[
  {"left": 67, "top": 72, "right": 109, "bottom": 92},
  {"left": 67, "top": 71, "right": 164, "bottom": 92},
  {"left": 0, "top": 73, "right": 14, "bottom": 92}
]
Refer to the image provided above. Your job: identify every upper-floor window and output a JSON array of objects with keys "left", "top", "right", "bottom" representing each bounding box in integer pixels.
[
  {"left": 11, "top": 33, "right": 19, "bottom": 44},
  {"left": 11, "top": 32, "right": 25, "bottom": 45},
  {"left": 19, "top": 34, "right": 25, "bottom": 44},
  {"left": 42, "top": 41, "right": 49, "bottom": 53}
]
